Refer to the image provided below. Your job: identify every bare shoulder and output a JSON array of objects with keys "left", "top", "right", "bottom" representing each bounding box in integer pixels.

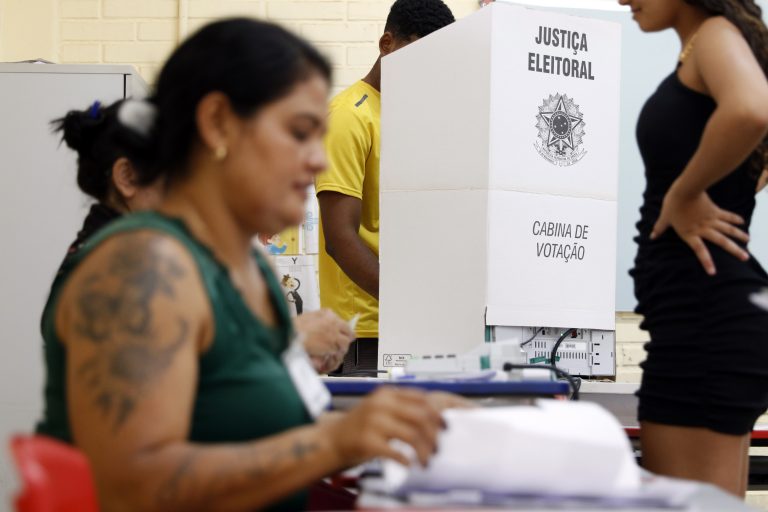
[
  {"left": 697, "top": 16, "right": 746, "bottom": 46},
  {"left": 692, "top": 14, "right": 766, "bottom": 98},
  {"left": 700, "top": 15, "right": 738, "bottom": 31},
  {"left": 56, "top": 229, "right": 211, "bottom": 351},
  {"left": 57, "top": 229, "right": 213, "bottom": 434}
]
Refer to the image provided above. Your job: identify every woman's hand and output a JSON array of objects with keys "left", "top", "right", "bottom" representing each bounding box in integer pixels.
[
  {"left": 425, "top": 391, "right": 476, "bottom": 411},
  {"left": 323, "top": 387, "right": 445, "bottom": 468},
  {"left": 652, "top": 183, "right": 749, "bottom": 275},
  {"left": 295, "top": 309, "right": 354, "bottom": 374}
]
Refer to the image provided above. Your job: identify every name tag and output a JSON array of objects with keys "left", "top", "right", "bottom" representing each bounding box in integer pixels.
[{"left": 282, "top": 340, "right": 332, "bottom": 419}]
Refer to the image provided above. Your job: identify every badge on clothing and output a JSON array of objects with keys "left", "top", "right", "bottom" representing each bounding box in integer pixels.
[{"left": 282, "top": 340, "right": 332, "bottom": 418}]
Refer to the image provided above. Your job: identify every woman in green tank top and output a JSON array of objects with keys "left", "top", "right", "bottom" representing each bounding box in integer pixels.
[
  {"left": 38, "top": 99, "right": 356, "bottom": 446},
  {"left": 42, "top": 18, "right": 462, "bottom": 512}
]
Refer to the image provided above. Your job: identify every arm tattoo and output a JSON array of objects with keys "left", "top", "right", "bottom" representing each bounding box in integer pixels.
[
  {"left": 155, "top": 451, "right": 198, "bottom": 507},
  {"left": 73, "top": 236, "right": 190, "bottom": 431},
  {"left": 77, "top": 244, "right": 185, "bottom": 341},
  {"left": 155, "top": 440, "right": 320, "bottom": 508}
]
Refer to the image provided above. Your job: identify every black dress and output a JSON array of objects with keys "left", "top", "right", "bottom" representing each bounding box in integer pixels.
[
  {"left": 631, "top": 69, "right": 768, "bottom": 436},
  {"left": 49, "top": 203, "right": 121, "bottom": 278},
  {"left": 68, "top": 203, "right": 121, "bottom": 254}
]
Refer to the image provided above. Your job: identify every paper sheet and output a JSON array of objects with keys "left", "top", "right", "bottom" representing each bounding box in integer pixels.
[{"left": 378, "top": 400, "right": 640, "bottom": 498}]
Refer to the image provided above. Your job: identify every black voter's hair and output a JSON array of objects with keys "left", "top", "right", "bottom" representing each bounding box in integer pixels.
[
  {"left": 131, "top": 18, "right": 332, "bottom": 183},
  {"left": 684, "top": 0, "right": 768, "bottom": 177},
  {"left": 52, "top": 99, "right": 151, "bottom": 202},
  {"left": 384, "top": 0, "right": 455, "bottom": 40}
]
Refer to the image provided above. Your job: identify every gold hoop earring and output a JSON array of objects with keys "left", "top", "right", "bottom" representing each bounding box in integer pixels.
[{"left": 214, "top": 146, "right": 228, "bottom": 161}]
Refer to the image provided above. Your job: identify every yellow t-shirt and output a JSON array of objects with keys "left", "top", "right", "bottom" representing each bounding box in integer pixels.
[{"left": 316, "top": 80, "right": 380, "bottom": 338}]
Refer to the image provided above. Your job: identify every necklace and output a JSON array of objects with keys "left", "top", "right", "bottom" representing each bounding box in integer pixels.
[{"left": 679, "top": 31, "right": 699, "bottom": 63}]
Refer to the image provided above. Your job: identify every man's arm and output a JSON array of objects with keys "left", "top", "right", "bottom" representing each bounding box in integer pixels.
[{"left": 318, "top": 191, "right": 379, "bottom": 299}]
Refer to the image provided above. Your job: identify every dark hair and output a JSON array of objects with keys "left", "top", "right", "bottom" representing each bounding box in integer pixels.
[
  {"left": 685, "top": 0, "right": 768, "bottom": 175},
  {"left": 134, "top": 18, "right": 332, "bottom": 184},
  {"left": 384, "top": 0, "right": 455, "bottom": 40},
  {"left": 52, "top": 100, "right": 151, "bottom": 203}
]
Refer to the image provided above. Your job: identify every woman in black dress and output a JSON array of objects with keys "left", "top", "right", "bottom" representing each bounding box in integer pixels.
[{"left": 620, "top": 0, "right": 768, "bottom": 496}]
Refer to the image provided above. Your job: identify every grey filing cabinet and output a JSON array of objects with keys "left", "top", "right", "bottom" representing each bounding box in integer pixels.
[{"left": 0, "top": 64, "right": 147, "bottom": 509}]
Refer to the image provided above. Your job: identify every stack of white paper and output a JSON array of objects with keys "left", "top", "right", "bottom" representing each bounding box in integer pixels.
[{"left": 377, "top": 400, "right": 640, "bottom": 498}]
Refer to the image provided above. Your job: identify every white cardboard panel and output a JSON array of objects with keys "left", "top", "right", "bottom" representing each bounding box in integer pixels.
[
  {"left": 380, "top": 6, "right": 492, "bottom": 193},
  {"left": 486, "top": 190, "right": 616, "bottom": 329},
  {"left": 379, "top": 5, "right": 619, "bottom": 366},
  {"left": 379, "top": 190, "right": 489, "bottom": 363},
  {"left": 489, "top": 4, "right": 621, "bottom": 200}
]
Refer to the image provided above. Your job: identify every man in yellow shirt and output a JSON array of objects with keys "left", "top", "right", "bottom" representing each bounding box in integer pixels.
[{"left": 317, "top": 0, "right": 455, "bottom": 375}]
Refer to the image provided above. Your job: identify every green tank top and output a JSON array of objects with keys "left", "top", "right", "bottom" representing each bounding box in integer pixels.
[{"left": 37, "top": 211, "right": 312, "bottom": 511}]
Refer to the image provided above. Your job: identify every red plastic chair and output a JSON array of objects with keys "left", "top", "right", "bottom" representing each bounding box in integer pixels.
[{"left": 9, "top": 435, "right": 99, "bottom": 512}]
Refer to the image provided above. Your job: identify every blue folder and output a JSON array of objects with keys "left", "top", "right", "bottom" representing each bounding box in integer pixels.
[{"left": 324, "top": 379, "right": 569, "bottom": 397}]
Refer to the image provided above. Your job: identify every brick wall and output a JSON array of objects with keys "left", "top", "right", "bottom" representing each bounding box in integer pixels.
[{"left": 57, "top": 0, "right": 480, "bottom": 92}]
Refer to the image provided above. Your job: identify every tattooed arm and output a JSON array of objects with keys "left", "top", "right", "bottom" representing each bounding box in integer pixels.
[{"left": 56, "top": 230, "right": 445, "bottom": 512}]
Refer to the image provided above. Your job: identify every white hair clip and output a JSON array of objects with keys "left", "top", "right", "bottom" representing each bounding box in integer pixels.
[{"left": 117, "top": 99, "right": 157, "bottom": 138}]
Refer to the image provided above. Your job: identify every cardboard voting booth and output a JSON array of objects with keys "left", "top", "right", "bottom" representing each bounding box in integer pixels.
[{"left": 378, "top": 3, "right": 621, "bottom": 368}]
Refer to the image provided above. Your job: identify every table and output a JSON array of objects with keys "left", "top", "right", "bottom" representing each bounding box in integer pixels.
[{"left": 356, "top": 481, "right": 754, "bottom": 510}]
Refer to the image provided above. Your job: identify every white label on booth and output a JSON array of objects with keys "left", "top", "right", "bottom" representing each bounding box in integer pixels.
[{"left": 486, "top": 189, "right": 616, "bottom": 330}]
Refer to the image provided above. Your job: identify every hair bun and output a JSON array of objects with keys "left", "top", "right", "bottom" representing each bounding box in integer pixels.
[{"left": 59, "top": 106, "right": 103, "bottom": 153}]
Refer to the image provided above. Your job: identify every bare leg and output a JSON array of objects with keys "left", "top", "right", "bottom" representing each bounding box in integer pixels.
[
  {"left": 741, "top": 435, "right": 750, "bottom": 496},
  {"left": 640, "top": 421, "right": 749, "bottom": 497}
]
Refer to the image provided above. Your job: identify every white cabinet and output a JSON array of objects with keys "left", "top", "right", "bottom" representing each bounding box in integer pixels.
[{"left": 0, "top": 64, "right": 147, "bottom": 507}]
